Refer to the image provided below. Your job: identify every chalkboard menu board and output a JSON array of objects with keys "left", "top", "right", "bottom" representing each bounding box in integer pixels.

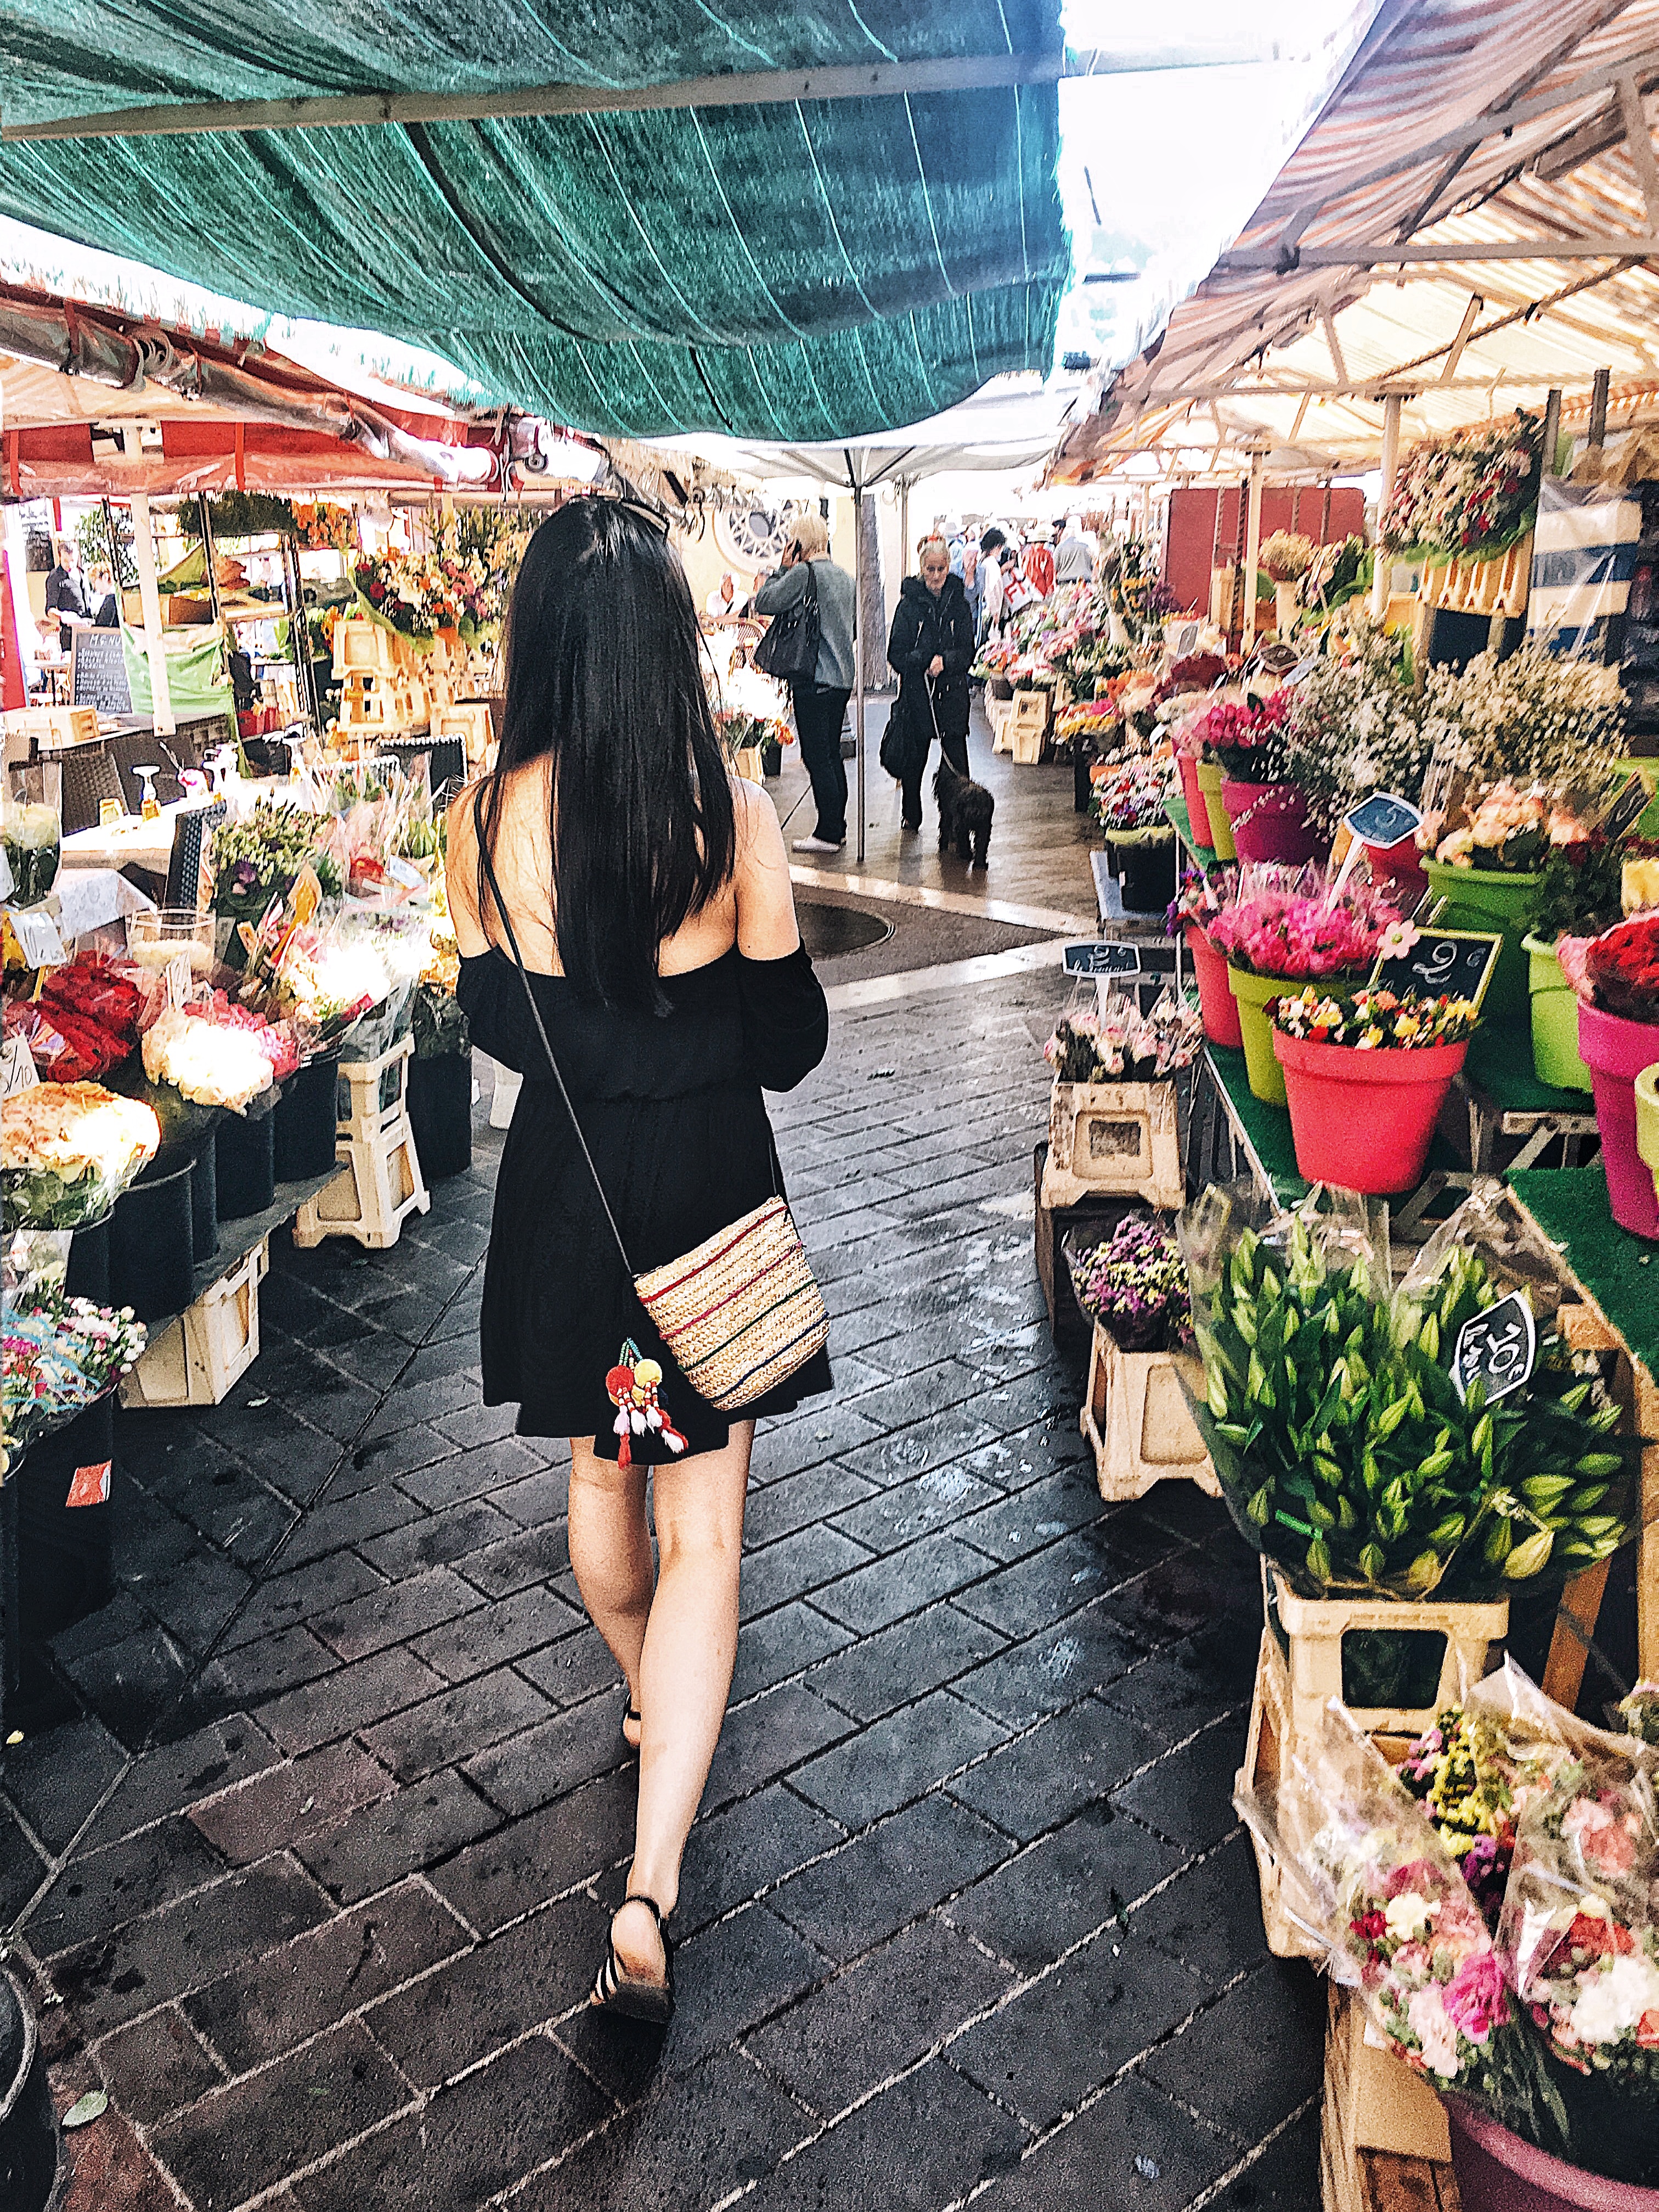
[
  {"left": 1369, "top": 927, "right": 1503, "bottom": 1010},
  {"left": 1064, "top": 941, "right": 1142, "bottom": 976},
  {"left": 70, "top": 629, "right": 132, "bottom": 718}
]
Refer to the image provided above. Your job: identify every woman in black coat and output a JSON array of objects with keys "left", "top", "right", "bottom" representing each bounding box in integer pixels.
[{"left": 886, "top": 536, "right": 975, "bottom": 832}]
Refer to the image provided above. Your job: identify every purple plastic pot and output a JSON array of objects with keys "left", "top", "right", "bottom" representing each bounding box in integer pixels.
[
  {"left": 1578, "top": 998, "right": 1659, "bottom": 1239},
  {"left": 1218, "top": 777, "right": 1324, "bottom": 865},
  {"left": 1447, "top": 2098, "right": 1659, "bottom": 2212}
]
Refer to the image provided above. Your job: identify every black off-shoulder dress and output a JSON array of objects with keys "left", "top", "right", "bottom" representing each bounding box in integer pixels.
[{"left": 455, "top": 943, "right": 833, "bottom": 1459}]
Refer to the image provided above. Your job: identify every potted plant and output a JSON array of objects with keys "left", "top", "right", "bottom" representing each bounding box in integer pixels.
[
  {"left": 1260, "top": 530, "right": 1315, "bottom": 637},
  {"left": 1169, "top": 864, "right": 1243, "bottom": 1047},
  {"left": 1090, "top": 757, "right": 1177, "bottom": 912},
  {"left": 1281, "top": 614, "right": 1432, "bottom": 898},
  {"left": 406, "top": 982, "right": 473, "bottom": 1181},
  {"left": 1204, "top": 869, "right": 1403, "bottom": 1104},
  {"left": 1067, "top": 1213, "right": 1211, "bottom": 1501},
  {"left": 1565, "top": 914, "right": 1659, "bottom": 1237},
  {"left": 1270, "top": 976, "right": 1480, "bottom": 1193},
  {"left": 1190, "top": 689, "right": 1323, "bottom": 865},
  {"left": 1066, "top": 1212, "right": 1190, "bottom": 1352},
  {"left": 1520, "top": 836, "right": 1630, "bottom": 1092}
]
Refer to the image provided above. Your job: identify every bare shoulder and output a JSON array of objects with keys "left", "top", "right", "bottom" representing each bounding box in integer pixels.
[{"left": 730, "top": 776, "right": 800, "bottom": 957}]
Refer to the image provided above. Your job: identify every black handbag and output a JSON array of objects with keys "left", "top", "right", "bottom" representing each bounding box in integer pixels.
[
  {"left": 754, "top": 560, "right": 820, "bottom": 682},
  {"left": 879, "top": 681, "right": 937, "bottom": 782}
]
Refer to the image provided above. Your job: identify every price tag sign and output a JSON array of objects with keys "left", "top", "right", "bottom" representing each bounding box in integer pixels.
[
  {"left": 6, "top": 905, "right": 66, "bottom": 970},
  {"left": 1, "top": 1034, "right": 38, "bottom": 1098},
  {"left": 1452, "top": 1291, "right": 1536, "bottom": 1406},
  {"left": 65, "top": 1462, "right": 112, "bottom": 1509},
  {"left": 1370, "top": 928, "right": 1504, "bottom": 1012},
  {"left": 165, "top": 951, "right": 193, "bottom": 1011},
  {"left": 1344, "top": 792, "right": 1423, "bottom": 851},
  {"left": 1064, "top": 941, "right": 1142, "bottom": 977}
]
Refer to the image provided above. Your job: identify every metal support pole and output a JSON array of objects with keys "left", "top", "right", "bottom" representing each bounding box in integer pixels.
[
  {"left": 129, "top": 492, "right": 174, "bottom": 738},
  {"left": 1589, "top": 365, "right": 1611, "bottom": 448},
  {"left": 1241, "top": 451, "right": 1265, "bottom": 653},
  {"left": 898, "top": 477, "right": 910, "bottom": 584},
  {"left": 854, "top": 482, "right": 866, "bottom": 867},
  {"left": 1542, "top": 387, "right": 1563, "bottom": 476},
  {"left": 1372, "top": 392, "right": 1403, "bottom": 623}
]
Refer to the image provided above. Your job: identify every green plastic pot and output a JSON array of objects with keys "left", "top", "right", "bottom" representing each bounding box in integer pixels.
[
  {"left": 1522, "top": 933, "right": 1592, "bottom": 1092},
  {"left": 1419, "top": 859, "right": 1542, "bottom": 1029},
  {"left": 1638, "top": 1065, "right": 1659, "bottom": 1211},
  {"left": 1228, "top": 964, "right": 1292, "bottom": 1106},
  {"left": 1196, "top": 760, "right": 1236, "bottom": 861}
]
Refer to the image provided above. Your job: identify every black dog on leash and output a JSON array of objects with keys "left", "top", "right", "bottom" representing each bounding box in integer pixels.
[{"left": 934, "top": 756, "right": 995, "bottom": 867}]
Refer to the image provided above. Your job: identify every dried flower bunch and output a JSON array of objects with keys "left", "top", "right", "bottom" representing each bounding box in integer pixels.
[
  {"left": 1419, "top": 646, "right": 1625, "bottom": 801},
  {"left": 1043, "top": 994, "right": 1204, "bottom": 1084},
  {"left": 1260, "top": 531, "right": 1316, "bottom": 583}
]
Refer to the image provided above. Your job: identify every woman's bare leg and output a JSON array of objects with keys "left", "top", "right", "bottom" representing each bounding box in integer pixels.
[
  {"left": 566, "top": 1437, "right": 653, "bottom": 1727},
  {"left": 604, "top": 1420, "right": 753, "bottom": 1987}
]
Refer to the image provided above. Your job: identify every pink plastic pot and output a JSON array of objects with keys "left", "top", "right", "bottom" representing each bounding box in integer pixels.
[
  {"left": 1578, "top": 998, "right": 1659, "bottom": 1239},
  {"left": 1175, "top": 749, "right": 1214, "bottom": 846},
  {"left": 1185, "top": 924, "right": 1243, "bottom": 1048},
  {"left": 1273, "top": 1028, "right": 1467, "bottom": 1194},
  {"left": 1218, "top": 777, "right": 1324, "bottom": 865},
  {"left": 1447, "top": 2098, "right": 1659, "bottom": 2212}
]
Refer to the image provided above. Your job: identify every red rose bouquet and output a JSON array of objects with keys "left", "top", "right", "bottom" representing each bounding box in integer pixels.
[{"left": 1580, "top": 915, "right": 1659, "bottom": 1026}]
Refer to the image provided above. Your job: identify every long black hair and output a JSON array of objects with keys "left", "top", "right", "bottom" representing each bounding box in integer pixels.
[{"left": 476, "top": 496, "right": 737, "bottom": 1011}]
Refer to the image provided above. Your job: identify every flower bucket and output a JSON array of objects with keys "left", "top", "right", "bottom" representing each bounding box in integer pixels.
[
  {"left": 274, "top": 1051, "right": 343, "bottom": 1182},
  {"left": 1228, "top": 965, "right": 1294, "bottom": 1105},
  {"left": 1273, "top": 1029, "right": 1466, "bottom": 1195},
  {"left": 1196, "top": 760, "right": 1235, "bottom": 861},
  {"left": 1218, "top": 777, "right": 1323, "bottom": 866},
  {"left": 1114, "top": 838, "right": 1176, "bottom": 914},
  {"left": 1419, "top": 860, "right": 1543, "bottom": 1029},
  {"left": 1186, "top": 925, "right": 1243, "bottom": 1048},
  {"left": 1524, "top": 934, "right": 1592, "bottom": 1093},
  {"left": 216, "top": 1100, "right": 276, "bottom": 1222},
  {"left": 1578, "top": 1000, "right": 1659, "bottom": 1239},
  {"left": 1175, "top": 749, "right": 1213, "bottom": 845},
  {"left": 1447, "top": 2098, "right": 1659, "bottom": 2212},
  {"left": 110, "top": 1160, "right": 195, "bottom": 1322},
  {"left": 1364, "top": 831, "right": 1429, "bottom": 906}
]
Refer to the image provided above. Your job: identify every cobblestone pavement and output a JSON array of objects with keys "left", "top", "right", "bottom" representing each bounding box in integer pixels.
[{"left": 1, "top": 757, "right": 1323, "bottom": 2212}]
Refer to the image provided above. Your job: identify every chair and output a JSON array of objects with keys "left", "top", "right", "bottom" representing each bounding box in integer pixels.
[
  {"left": 383, "top": 736, "right": 465, "bottom": 791},
  {"left": 163, "top": 799, "right": 226, "bottom": 912},
  {"left": 60, "top": 748, "right": 126, "bottom": 836}
]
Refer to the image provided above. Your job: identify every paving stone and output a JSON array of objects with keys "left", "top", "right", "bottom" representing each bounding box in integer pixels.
[
  {"left": 809, "top": 1530, "right": 994, "bottom": 1634},
  {"left": 396, "top": 1436, "right": 544, "bottom": 1511},
  {"left": 29, "top": 1817, "right": 227, "bottom": 1956},
  {"left": 1, "top": 1713, "right": 129, "bottom": 1853},
  {"left": 953, "top": 1597, "right": 1149, "bottom": 1728},
  {"left": 256, "top": 1646, "right": 450, "bottom": 1757},
  {"left": 743, "top": 1459, "right": 879, "bottom": 1549},
  {"left": 747, "top": 1912, "right": 1014, "bottom": 2117},
  {"left": 309, "top": 1562, "right": 483, "bottom": 1661},
  {"left": 132, "top": 1546, "right": 256, "bottom": 1657},
  {"left": 356, "top": 1497, "right": 517, "bottom": 1578},
  {"left": 90, "top": 2007, "right": 223, "bottom": 2128},
  {"left": 362, "top": 1370, "right": 482, "bottom": 1438},
  {"left": 739, "top": 1522, "right": 874, "bottom": 1620},
  {"left": 728, "top": 1599, "right": 855, "bottom": 1702},
  {"left": 360, "top": 1664, "right": 554, "bottom": 1780},
  {"left": 365, "top": 1888, "right": 609, "bottom": 2085},
  {"left": 675, "top": 1782, "right": 844, "bottom": 1936},
  {"left": 218, "top": 1549, "right": 387, "bottom": 1652},
  {"left": 486, "top": 1464, "right": 569, "bottom": 1527},
  {"left": 747, "top": 1403, "right": 886, "bottom": 1485},
  {"left": 183, "top": 1880, "right": 472, "bottom": 2073},
  {"left": 341, "top": 1423, "right": 460, "bottom": 1484},
  {"left": 58, "top": 1630, "right": 193, "bottom": 1752},
  {"left": 658, "top": 1902, "right": 828, "bottom": 2074},
  {"left": 804, "top": 1602, "right": 1005, "bottom": 1723},
  {"left": 1140, "top": 1960, "right": 1326, "bottom": 2145},
  {"left": 1128, "top": 1831, "right": 1270, "bottom": 1988},
  {"left": 825, "top": 1464, "right": 1003, "bottom": 1553},
  {"left": 413, "top": 1582, "right": 583, "bottom": 1682},
  {"left": 1099, "top": 1622, "right": 1262, "bottom": 1750},
  {"left": 738, "top": 2057, "right": 1028, "bottom": 2212},
  {"left": 791, "top": 1688, "right": 1008, "bottom": 1827},
  {"left": 426, "top": 1768, "right": 637, "bottom": 1936},
  {"left": 0, "top": 1802, "right": 49, "bottom": 1922},
  {"left": 512, "top": 1622, "right": 624, "bottom": 1710},
  {"left": 149, "top": 2019, "right": 411, "bottom": 2210},
  {"left": 1109, "top": 1715, "right": 1250, "bottom": 1854},
  {"left": 944, "top": 1807, "right": 1187, "bottom": 1972},
  {"left": 769, "top": 1792, "right": 1013, "bottom": 1965},
  {"left": 950, "top": 1928, "right": 1207, "bottom": 2131},
  {"left": 185, "top": 1741, "right": 394, "bottom": 1864},
  {"left": 1208, "top": 2104, "right": 1323, "bottom": 2209},
  {"left": 977, "top": 2069, "right": 1242, "bottom": 2211},
  {"left": 702, "top": 1682, "right": 855, "bottom": 1811},
  {"left": 946, "top": 1699, "right": 1160, "bottom": 1843},
  {"left": 196, "top": 1627, "right": 340, "bottom": 1710},
  {"left": 839, "top": 1406, "right": 1003, "bottom": 1490},
  {"left": 295, "top": 1770, "right": 502, "bottom": 1903},
  {"left": 462, "top": 1687, "right": 629, "bottom": 1816},
  {"left": 449, "top": 1520, "right": 572, "bottom": 1600}
]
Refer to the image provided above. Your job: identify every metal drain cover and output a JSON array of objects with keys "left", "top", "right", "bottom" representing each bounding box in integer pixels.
[{"left": 796, "top": 900, "right": 895, "bottom": 958}]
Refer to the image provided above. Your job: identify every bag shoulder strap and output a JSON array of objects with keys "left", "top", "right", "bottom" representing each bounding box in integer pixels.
[{"left": 473, "top": 790, "right": 634, "bottom": 1274}]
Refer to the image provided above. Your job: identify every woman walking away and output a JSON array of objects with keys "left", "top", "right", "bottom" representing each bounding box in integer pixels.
[
  {"left": 753, "top": 514, "right": 856, "bottom": 854},
  {"left": 887, "top": 535, "right": 975, "bottom": 833},
  {"left": 448, "top": 499, "right": 832, "bottom": 2025}
]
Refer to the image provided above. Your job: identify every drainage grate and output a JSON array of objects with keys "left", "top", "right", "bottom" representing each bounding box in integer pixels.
[{"left": 795, "top": 900, "right": 896, "bottom": 958}]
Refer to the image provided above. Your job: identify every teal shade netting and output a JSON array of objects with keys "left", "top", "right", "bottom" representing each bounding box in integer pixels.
[{"left": 0, "top": 4, "right": 1069, "bottom": 437}]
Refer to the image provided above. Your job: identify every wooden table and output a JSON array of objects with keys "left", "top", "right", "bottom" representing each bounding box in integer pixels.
[{"left": 59, "top": 797, "right": 212, "bottom": 877}]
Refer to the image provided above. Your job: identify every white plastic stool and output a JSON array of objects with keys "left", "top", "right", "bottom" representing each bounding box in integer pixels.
[{"left": 488, "top": 1059, "right": 522, "bottom": 1130}]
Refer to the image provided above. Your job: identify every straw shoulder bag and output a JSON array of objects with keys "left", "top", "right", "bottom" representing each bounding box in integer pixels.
[{"left": 476, "top": 837, "right": 828, "bottom": 1414}]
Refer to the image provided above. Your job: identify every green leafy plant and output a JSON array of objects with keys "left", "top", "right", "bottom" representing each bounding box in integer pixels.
[{"left": 411, "top": 982, "right": 470, "bottom": 1059}]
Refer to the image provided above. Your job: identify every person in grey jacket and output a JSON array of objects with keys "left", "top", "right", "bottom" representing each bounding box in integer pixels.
[{"left": 753, "top": 514, "right": 856, "bottom": 853}]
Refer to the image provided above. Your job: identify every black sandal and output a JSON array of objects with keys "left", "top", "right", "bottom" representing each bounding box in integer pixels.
[
  {"left": 590, "top": 1895, "right": 674, "bottom": 2024},
  {"left": 620, "top": 1703, "right": 641, "bottom": 1754}
]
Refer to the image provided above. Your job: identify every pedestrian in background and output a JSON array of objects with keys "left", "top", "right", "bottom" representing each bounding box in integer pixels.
[
  {"left": 978, "top": 526, "right": 1007, "bottom": 643},
  {"left": 887, "top": 534, "right": 974, "bottom": 833},
  {"left": 754, "top": 514, "right": 856, "bottom": 854}
]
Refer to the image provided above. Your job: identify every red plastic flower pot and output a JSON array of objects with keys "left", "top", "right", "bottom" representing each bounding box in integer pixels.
[
  {"left": 1363, "top": 830, "right": 1429, "bottom": 906},
  {"left": 1185, "top": 924, "right": 1243, "bottom": 1048},
  {"left": 1218, "top": 778, "right": 1324, "bottom": 865},
  {"left": 1175, "top": 749, "right": 1214, "bottom": 845},
  {"left": 1273, "top": 1028, "right": 1468, "bottom": 1195},
  {"left": 1447, "top": 2097, "right": 1659, "bottom": 2212},
  {"left": 1578, "top": 998, "right": 1659, "bottom": 1239}
]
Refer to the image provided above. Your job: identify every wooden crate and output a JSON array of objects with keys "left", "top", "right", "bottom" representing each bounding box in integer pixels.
[
  {"left": 1041, "top": 1079, "right": 1184, "bottom": 1211},
  {"left": 1322, "top": 1988, "right": 1458, "bottom": 2212},
  {"left": 1418, "top": 533, "right": 1532, "bottom": 622},
  {"left": 4, "top": 704, "right": 99, "bottom": 752},
  {"left": 1079, "top": 1320, "right": 1217, "bottom": 1504},
  {"left": 121, "top": 1240, "right": 268, "bottom": 1409},
  {"left": 988, "top": 696, "right": 1015, "bottom": 755},
  {"left": 433, "top": 701, "right": 493, "bottom": 765}
]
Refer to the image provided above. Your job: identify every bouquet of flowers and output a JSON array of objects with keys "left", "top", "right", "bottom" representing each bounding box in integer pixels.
[
  {"left": 1044, "top": 992, "right": 1204, "bottom": 1085},
  {"left": 1572, "top": 913, "right": 1659, "bottom": 1025},
  {"left": 1419, "top": 647, "right": 1624, "bottom": 815},
  {"left": 140, "top": 1008, "right": 275, "bottom": 1115},
  {"left": 1260, "top": 532, "right": 1316, "bottom": 585},
  {"left": 2, "top": 1081, "right": 160, "bottom": 1229},
  {"left": 1188, "top": 691, "right": 1293, "bottom": 783},
  {"left": 1065, "top": 1215, "right": 1190, "bottom": 1352},
  {"left": 1204, "top": 865, "right": 1401, "bottom": 982},
  {"left": 1088, "top": 757, "right": 1174, "bottom": 843},
  {"left": 211, "top": 802, "right": 340, "bottom": 948},
  {"left": 1280, "top": 617, "right": 1431, "bottom": 838},
  {"left": 3, "top": 1290, "right": 146, "bottom": 1452},
  {"left": 1154, "top": 651, "right": 1232, "bottom": 705},
  {"left": 1382, "top": 415, "right": 1542, "bottom": 561},
  {"left": 1167, "top": 862, "right": 1239, "bottom": 941},
  {"left": 1270, "top": 983, "right": 1481, "bottom": 1052},
  {"left": 1620, "top": 1686, "right": 1659, "bottom": 1747},
  {"left": 5, "top": 951, "right": 148, "bottom": 1084},
  {"left": 292, "top": 501, "right": 359, "bottom": 557}
]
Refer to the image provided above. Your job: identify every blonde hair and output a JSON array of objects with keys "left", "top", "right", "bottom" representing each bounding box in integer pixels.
[
  {"left": 917, "top": 534, "right": 950, "bottom": 563},
  {"left": 787, "top": 511, "right": 829, "bottom": 558}
]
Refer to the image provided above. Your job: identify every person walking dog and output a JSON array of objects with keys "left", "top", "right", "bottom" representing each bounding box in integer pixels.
[{"left": 887, "top": 535, "right": 975, "bottom": 834}]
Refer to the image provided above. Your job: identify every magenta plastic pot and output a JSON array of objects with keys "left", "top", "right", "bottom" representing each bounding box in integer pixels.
[
  {"left": 1447, "top": 2098, "right": 1659, "bottom": 2212},
  {"left": 1578, "top": 998, "right": 1659, "bottom": 1239},
  {"left": 1218, "top": 777, "right": 1324, "bottom": 865}
]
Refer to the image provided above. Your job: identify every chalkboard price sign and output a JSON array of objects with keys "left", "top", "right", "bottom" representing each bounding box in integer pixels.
[
  {"left": 1451, "top": 1290, "right": 1536, "bottom": 1406},
  {"left": 70, "top": 629, "right": 133, "bottom": 718},
  {"left": 1344, "top": 792, "right": 1423, "bottom": 851},
  {"left": 1064, "top": 941, "right": 1142, "bottom": 976},
  {"left": 1369, "top": 927, "right": 1503, "bottom": 1011}
]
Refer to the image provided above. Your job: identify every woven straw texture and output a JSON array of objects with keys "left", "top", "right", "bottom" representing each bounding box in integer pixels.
[{"left": 635, "top": 1196, "right": 827, "bottom": 1412}]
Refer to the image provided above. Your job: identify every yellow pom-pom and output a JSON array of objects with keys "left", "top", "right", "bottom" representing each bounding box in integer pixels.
[{"left": 635, "top": 1358, "right": 663, "bottom": 1387}]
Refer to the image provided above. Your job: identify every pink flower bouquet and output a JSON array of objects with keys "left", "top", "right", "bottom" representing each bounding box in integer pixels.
[{"left": 1204, "top": 864, "right": 1402, "bottom": 981}]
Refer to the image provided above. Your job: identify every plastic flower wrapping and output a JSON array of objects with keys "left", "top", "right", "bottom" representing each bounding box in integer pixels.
[
  {"left": 1166, "top": 862, "right": 1239, "bottom": 938},
  {"left": 1203, "top": 863, "right": 1401, "bottom": 981},
  {"left": 1043, "top": 991, "right": 1204, "bottom": 1084},
  {"left": 1064, "top": 1214, "right": 1190, "bottom": 1352},
  {"left": 1178, "top": 1182, "right": 1635, "bottom": 1602},
  {"left": 210, "top": 800, "right": 341, "bottom": 947},
  {"left": 3, "top": 950, "right": 151, "bottom": 1084},
  {"left": 1187, "top": 690, "right": 1293, "bottom": 782},
  {"left": 1269, "top": 984, "right": 1481, "bottom": 1052},
  {"left": 3, "top": 1288, "right": 146, "bottom": 1452},
  {"left": 140, "top": 1007, "right": 276, "bottom": 1115},
  {"left": 1, "top": 1081, "right": 160, "bottom": 1229},
  {"left": 1088, "top": 756, "right": 1175, "bottom": 841}
]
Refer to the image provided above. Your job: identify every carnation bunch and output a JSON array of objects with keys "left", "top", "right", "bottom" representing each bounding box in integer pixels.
[
  {"left": 1166, "top": 862, "right": 1239, "bottom": 936},
  {"left": 1204, "top": 867, "right": 1401, "bottom": 981},
  {"left": 1188, "top": 689, "right": 1293, "bottom": 782},
  {"left": 1270, "top": 984, "right": 1480, "bottom": 1052},
  {"left": 1065, "top": 1215, "right": 1190, "bottom": 1352}
]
